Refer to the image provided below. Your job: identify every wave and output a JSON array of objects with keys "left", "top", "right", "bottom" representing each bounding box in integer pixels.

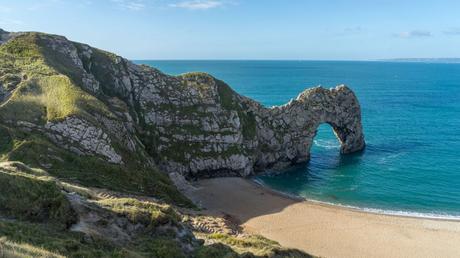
[
  {"left": 308, "top": 199, "right": 460, "bottom": 221},
  {"left": 313, "top": 139, "right": 340, "bottom": 149},
  {"left": 252, "top": 178, "right": 460, "bottom": 221},
  {"left": 376, "top": 152, "right": 403, "bottom": 164}
]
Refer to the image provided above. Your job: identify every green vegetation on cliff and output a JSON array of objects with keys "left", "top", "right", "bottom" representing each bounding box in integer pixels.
[
  {"left": 0, "top": 163, "right": 76, "bottom": 227},
  {"left": 0, "top": 33, "right": 111, "bottom": 124},
  {"left": 216, "top": 79, "right": 257, "bottom": 140},
  {"left": 195, "top": 233, "right": 313, "bottom": 258},
  {"left": 0, "top": 31, "right": 314, "bottom": 258},
  {"left": 97, "top": 198, "right": 180, "bottom": 228},
  {"left": 0, "top": 128, "right": 192, "bottom": 207}
]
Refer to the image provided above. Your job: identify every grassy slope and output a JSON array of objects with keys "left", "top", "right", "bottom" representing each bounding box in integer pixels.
[
  {"left": 0, "top": 163, "right": 188, "bottom": 257},
  {"left": 0, "top": 33, "right": 109, "bottom": 123},
  {"left": 195, "top": 233, "right": 313, "bottom": 258},
  {"left": 0, "top": 167, "right": 76, "bottom": 228},
  {"left": 0, "top": 162, "right": 312, "bottom": 257}
]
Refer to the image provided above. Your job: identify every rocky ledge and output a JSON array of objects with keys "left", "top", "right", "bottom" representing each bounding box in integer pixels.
[{"left": 0, "top": 30, "right": 365, "bottom": 179}]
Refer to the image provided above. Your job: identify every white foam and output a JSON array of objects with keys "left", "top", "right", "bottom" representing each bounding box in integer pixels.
[
  {"left": 252, "top": 178, "right": 460, "bottom": 221},
  {"left": 314, "top": 139, "right": 340, "bottom": 149}
]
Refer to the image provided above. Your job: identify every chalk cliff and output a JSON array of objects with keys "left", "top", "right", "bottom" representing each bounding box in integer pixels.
[
  {"left": 0, "top": 29, "right": 360, "bottom": 257},
  {"left": 0, "top": 30, "right": 364, "bottom": 180}
]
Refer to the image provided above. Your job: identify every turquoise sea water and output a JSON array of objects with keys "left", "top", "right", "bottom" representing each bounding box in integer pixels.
[{"left": 135, "top": 60, "right": 460, "bottom": 218}]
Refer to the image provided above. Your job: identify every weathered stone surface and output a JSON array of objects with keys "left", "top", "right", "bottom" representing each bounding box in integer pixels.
[
  {"left": 114, "top": 65, "right": 365, "bottom": 176},
  {"left": 45, "top": 116, "right": 123, "bottom": 164},
  {"left": 1, "top": 31, "right": 365, "bottom": 178},
  {"left": 252, "top": 85, "right": 365, "bottom": 170}
]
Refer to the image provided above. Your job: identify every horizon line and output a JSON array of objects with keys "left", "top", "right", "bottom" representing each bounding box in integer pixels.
[{"left": 130, "top": 58, "right": 460, "bottom": 63}]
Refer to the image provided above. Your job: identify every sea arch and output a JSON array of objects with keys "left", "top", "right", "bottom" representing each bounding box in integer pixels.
[{"left": 255, "top": 85, "right": 365, "bottom": 170}]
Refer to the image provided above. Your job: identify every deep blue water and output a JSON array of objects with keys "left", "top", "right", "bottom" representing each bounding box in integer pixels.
[{"left": 135, "top": 60, "right": 460, "bottom": 218}]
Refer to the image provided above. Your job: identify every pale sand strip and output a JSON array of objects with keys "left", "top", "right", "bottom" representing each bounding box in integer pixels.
[{"left": 188, "top": 177, "right": 460, "bottom": 258}]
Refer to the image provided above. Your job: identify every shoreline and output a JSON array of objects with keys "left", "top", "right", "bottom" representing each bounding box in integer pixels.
[
  {"left": 250, "top": 178, "right": 460, "bottom": 222},
  {"left": 187, "top": 177, "right": 460, "bottom": 258}
]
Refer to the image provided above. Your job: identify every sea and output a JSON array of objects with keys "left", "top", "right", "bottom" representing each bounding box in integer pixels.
[{"left": 134, "top": 60, "right": 460, "bottom": 219}]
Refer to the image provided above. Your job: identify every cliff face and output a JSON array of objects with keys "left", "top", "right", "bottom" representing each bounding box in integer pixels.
[{"left": 0, "top": 30, "right": 364, "bottom": 179}]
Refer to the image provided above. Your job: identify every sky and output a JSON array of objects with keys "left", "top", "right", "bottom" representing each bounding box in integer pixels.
[{"left": 1, "top": 0, "right": 460, "bottom": 60}]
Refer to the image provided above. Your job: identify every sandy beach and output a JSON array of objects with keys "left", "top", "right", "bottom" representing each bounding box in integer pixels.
[{"left": 186, "top": 177, "right": 460, "bottom": 258}]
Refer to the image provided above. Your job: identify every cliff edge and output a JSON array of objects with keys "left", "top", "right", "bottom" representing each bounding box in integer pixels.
[{"left": 0, "top": 30, "right": 364, "bottom": 180}]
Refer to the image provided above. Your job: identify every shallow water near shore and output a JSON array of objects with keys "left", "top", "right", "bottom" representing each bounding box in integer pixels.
[{"left": 135, "top": 60, "right": 460, "bottom": 218}]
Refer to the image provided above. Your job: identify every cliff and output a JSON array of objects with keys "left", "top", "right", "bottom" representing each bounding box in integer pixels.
[
  {"left": 0, "top": 30, "right": 364, "bottom": 180},
  {"left": 0, "top": 29, "right": 363, "bottom": 257}
]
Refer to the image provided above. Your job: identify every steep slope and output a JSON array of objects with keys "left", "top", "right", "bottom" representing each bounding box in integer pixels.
[
  {"left": 0, "top": 161, "right": 313, "bottom": 257},
  {"left": 0, "top": 31, "right": 191, "bottom": 206},
  {"left": 0, "top": 30, "right": 364, "bottom": 180}
]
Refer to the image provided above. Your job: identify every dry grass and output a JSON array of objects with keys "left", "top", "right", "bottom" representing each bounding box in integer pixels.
[{"left": 0, "top": 237, "right": 65, "bottom": 258}]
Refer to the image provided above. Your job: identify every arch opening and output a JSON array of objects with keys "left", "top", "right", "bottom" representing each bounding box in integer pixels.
[{"left": 312, "top": 123, "right": 342, "bottom": 152}]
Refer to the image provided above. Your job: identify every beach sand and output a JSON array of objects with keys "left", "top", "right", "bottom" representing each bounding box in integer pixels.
[{"left": 187, "top": 177, "right": 460, "bottom": 258}]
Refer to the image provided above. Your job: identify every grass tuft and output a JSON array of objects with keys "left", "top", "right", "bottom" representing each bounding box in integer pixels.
[{"left": 97, "top": 198, "right": 180, "bottom": 229}]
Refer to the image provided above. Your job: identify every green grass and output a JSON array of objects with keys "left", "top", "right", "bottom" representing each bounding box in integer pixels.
[
  {"left": 129, "top": 237, "right": 186, "bottom": 258},
  {"left": 1, "top": 33, "right": 43, "bottom": 59},
  {"left": 0, "top": 218, "right": 186, "bottom": 258},
  {"left": 0, "top": 161, "right": 189, "bottom": 257},
  {"left": 0, "top": 166, "right": 77, "bottom": 228},
  {"left": 194, "top": 243, "right": 241, "bottom": 258},
  {"left": 0, "top": 75, "right": 111, "bottom": 124},
  {"left": 196, "top": 233, "right": 314, "bottom": 258},
  {"left": 0, "top": 33, "right": 56, "bottom": 78},
  {"left": 0, "top": 237, "right": 65, "bottom": 258},
  {"left": 179, "top": 72, "right": 216, "bottom": 94},
  {"left": 0, "top": 126, "right": 13, "bottom": 155},
  {"left": 97, "top": 198, "right": 180, "bottom": 229},
  {"left": 0, "top": 33, "right": 113, "bottom": 125},
  {"left": 0, "top": 220, "right": 131, "bottom": 257}
]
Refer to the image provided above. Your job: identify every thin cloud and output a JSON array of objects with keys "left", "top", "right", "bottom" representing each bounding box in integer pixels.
[
  {"left": 393, "top": 30, "right": 432, "bottom": 38},
  {"left": 444, "top": 28, "right": 460, "bottom": 35},
  {"left": 344, "top": 26, "right": 363, "bottom": 33},
  {"left": 111, "top": 0, "right": 145, "bottom": 11},
  {"left": 170, "top": 0, "right": 226, "bottom": 10},
  {"left": 337, "top": 26, "right": 364, "bottom": 36}
]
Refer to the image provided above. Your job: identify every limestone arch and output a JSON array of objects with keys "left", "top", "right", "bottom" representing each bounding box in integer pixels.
[{"left": 257, "top": 85, "right": 365, "bottom": 171}]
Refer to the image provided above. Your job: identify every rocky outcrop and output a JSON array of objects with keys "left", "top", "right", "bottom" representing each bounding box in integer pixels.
[
  {"left": 45, "top": 117, "right": 123, "bottom": 164},
  {"left": 0, "top": 29, "right": 10, "bottom": 45},
  {"left": 0, "top": 30, "right": 365, "bottom": 178}
]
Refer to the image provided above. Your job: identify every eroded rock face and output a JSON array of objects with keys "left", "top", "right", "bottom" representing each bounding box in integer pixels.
[
  {"left": 108, "top": 64, "right": 365, "bottom": 176},
  {"left": 0, "top": 31, "right": 365, "bottom": 178},
  {"left": 45, "top": 117, "right": 123, "bottom": 164}
]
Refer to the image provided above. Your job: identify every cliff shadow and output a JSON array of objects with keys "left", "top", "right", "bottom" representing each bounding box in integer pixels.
[
  {"left": 187, "top": 152, "right": 365, "bottom": 226},
  {"left": 188, "top": 177, "right": 302, "bottom": 225}
]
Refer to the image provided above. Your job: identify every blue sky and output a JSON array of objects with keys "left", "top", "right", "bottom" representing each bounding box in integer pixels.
[{"left": 1, "top": 0, "right": 460, "bottom": 60}]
